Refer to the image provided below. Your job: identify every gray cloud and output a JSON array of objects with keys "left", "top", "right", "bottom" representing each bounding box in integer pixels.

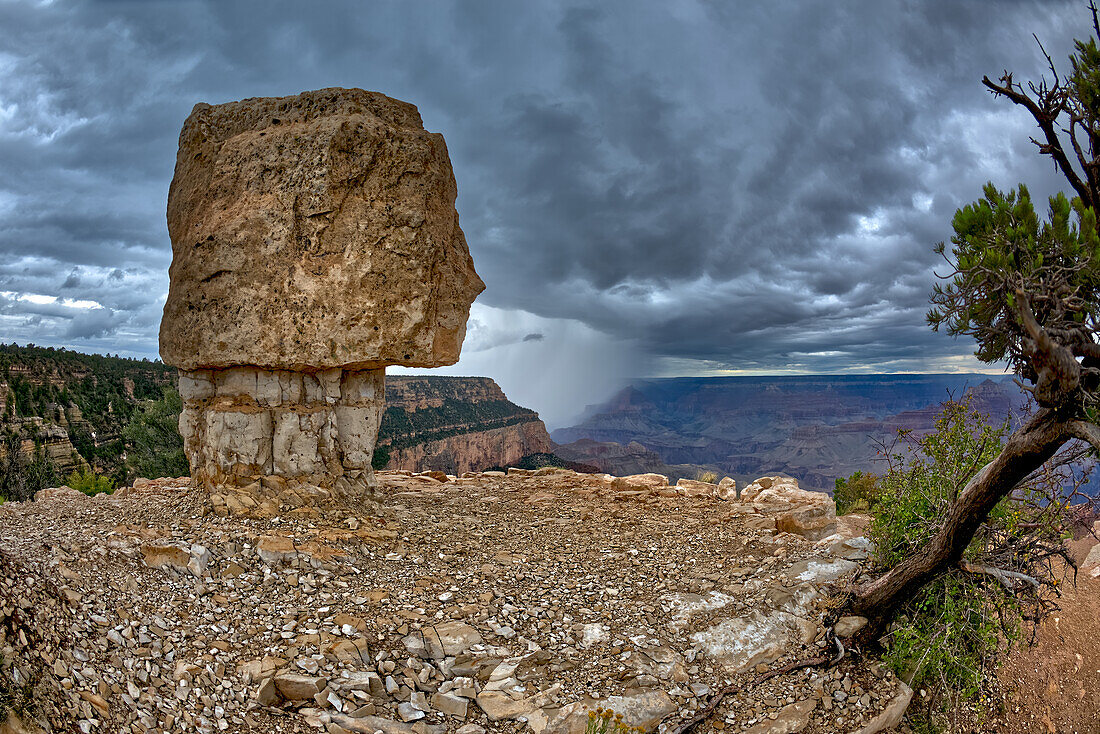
[{"left": 0, "top": 0, "right": 1088, "bottom": 414}]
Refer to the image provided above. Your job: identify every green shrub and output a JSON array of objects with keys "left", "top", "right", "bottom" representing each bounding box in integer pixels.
[
  {"left": 834, "top": 470, "right": 881, "bottom": 514},
  {"left": 371, "top": 445, "right": 391, "bottom": 471},
  {"left": 695, "top": 469, "right": 719, "bottom": 483},
  {"left": 122, "top": 386, "right": 188, "bottom": 480},
  {"left": 868, "top": 398, "right": 1072, "bottom": 723},
  {"left": 65, "top": 469, "right": 114, "bottom": 496},
  {"left": 585, "top": 707, "right": 643, "bottom": 734}
]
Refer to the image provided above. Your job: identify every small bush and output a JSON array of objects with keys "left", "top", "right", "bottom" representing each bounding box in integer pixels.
[
  {"left": 695, "top": 469, "right": 719, "bottom": 483},
  {"left": 122, "top": 386, "right": 188, "bottom": 481},
  {"left": 65, "top": 469, "right": 114, "bottom": 496},
  {"left": 868, "top": 397, "right": 1078, "bottom": 726},
  {"left": 834, "top": 470, "right": 881, "bottom": 514}
]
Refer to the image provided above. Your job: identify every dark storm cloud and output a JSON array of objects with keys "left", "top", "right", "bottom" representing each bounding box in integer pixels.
[{"left": 0, "top": 0, "right": 1086, "bottom": 377}]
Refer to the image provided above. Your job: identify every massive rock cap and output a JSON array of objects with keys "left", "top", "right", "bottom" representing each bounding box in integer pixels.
[{"left": 160, "top": 87, "right": 484, "bottom": 372}]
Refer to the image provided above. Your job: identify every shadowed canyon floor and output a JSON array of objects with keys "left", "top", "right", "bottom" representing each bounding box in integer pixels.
[{"left": 3, "top": 471, "right": 917, "bottom": 733}]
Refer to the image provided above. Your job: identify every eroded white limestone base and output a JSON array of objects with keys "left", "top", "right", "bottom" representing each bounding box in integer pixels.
[{"left": 178, "top": 366, "right": 384, "bottom": 488}]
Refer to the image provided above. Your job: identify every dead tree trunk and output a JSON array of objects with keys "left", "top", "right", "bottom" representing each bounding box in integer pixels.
[{"left": 850, "top": 408, "right": 1069, "bottom": 641}]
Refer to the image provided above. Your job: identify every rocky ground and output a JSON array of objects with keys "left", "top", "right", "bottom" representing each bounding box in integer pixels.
[
  {"left": 0, "top": 470, "right": 911, "bottom": 734},
  {"left": 985, "top": 526, "right": 1100, "bottom": 734}
]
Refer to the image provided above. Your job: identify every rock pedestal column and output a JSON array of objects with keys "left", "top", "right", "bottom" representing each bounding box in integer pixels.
[
  {"left": 158, "top": 87, "right": 484, "bottom": 496},
  {"left": 178, "top": 367, "right": 384, "bottom": 489}
]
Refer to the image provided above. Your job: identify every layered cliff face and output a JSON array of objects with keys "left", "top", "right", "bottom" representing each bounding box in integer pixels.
[
  {"left": 554, "top": 438, "right": 669, "bottom": 477},
  {"left": 0, "top": 417, "right": 89, "bottom": 476},
  {"left": 378, "top": 376, "right": 553, "bottom": 474},
  {"left": 385, "top": 419, "right": 553, "bottom": 474},
  {"left": 1, "top": 344, "right": 176, "bottom": 478}
]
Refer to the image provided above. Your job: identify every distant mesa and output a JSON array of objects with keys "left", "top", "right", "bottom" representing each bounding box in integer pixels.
[{"left": 158, "top": 88, "right": 483, "bottom": 491}]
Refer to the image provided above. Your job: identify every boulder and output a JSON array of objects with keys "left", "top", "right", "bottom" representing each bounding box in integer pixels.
[
  {"left": 622, "top": 646, "right": 687, "bottom": 682},
  {"left": 526, "top": 690, "right": 675, "bottom": 734},
  {"left": 690, "top": 610, "right": 790, "bottom": 673},
  {"left": 161, "top": 88, "right": 483, "bottom": 372},
  {"left": 675, "top": 478, "right": 717, "bottom": 497},
  {"left": 141, "top": 543, "right": 209, "bottom": 577},
  {"left": 619, "top": 473, "right": 670, "bottom": 488},
  {"left": 742, "top": 476, "right": 837, "bottom": 540},
  {"left": 743, "top": 699, "right": 817, "bottom": 734},
  {"left": 852, "top": 681, "right": 913, "bottom": 734},
  {"left": 835, "top": 615, "right": 869, "bottom": 637},
  {"left": 327, "top": 714, "right": 442, "bottom": 734},
  {"left": 159, "top": 88, "right": 483, "bottom": 490},
  {"left": 836, "top": 513, "right": 872, "bottom": 539},
  {"left": 273, "top": 673, "right": 327, "bottom": 700},
  {"left": 786, "top": 558, "right": 860, "bottom": 584},
  {"left": 404, "top": 621, "right": 482, "bottom": 660},
  {"left": 257, "top": 535, "right": 297, "bottom": 565},
  {"left": 775, "top": 502, "right": 837, "bottom": 541},
  {"left": 33, "top": 486, "right": 84, "bottom": 502}
]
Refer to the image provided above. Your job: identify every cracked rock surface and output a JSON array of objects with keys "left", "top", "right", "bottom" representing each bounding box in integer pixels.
[
  {"left": 160, "top": 88, "right": 484, "bottom": 373},
  {"left": 0, "top": 472, "right": 908, "bottom": 733}
]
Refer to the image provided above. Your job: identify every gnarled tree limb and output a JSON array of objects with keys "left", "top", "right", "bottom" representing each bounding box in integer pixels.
[
  {"left": 1068, "top": 420, "right": 1100, "bottom": 451},
  {"left": 852, "top": 408, "right": 1069, "bottom": 640},
  {"left": 1014, "top": 289, "right": 1081, "bottom": 406},
  {"left": 958, "top": 560, "right": 1041, "bottom": 591},
  {"left": 983, "top": 74, "right": 1093, "bottom": 208}
]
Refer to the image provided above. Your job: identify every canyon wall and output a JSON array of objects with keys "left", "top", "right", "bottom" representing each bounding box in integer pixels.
[
  {"left": 0, "top": 417, "right": 89, "bottom": 476},
  {"left": 554, "top": 375, "right": 1029, "bottom": 491},
  {"left": 385, "top": 420, "right": 552, "bottom": 474},
  {"left": 378, "top": 376, "right": 553, "bottom": 474}
]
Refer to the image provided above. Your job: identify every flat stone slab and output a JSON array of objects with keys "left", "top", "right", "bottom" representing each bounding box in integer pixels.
[
  {"left": 786, "top": 558, "right": 860, "bottom": 584},
  {"left": 690, "top": 610, "right": 791, "bottom": 673}
]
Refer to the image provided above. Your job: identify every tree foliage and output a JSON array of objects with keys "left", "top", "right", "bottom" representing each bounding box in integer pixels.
[
  {"left": 833, "top": 470, "right": 881, "bottom": 515},
  {"left": 65, "top": 469, "right": 114, "bottom": 496},
  {"left": 122, "top": 386, "right": 189, "bottom": 481},
  {"left": 929, "top": 186, "right": 1100, "bottom": 376},
  {"left": 851, "top": 4, "right": 1100, "bottom": 653},
  {"left": 0, "top": 431, "right": 60, "bottom": 503},
  {"left": 0, "top": 343, "right": 176, "bottom": 479},
  {"left": 848, "top": 397, "right": 1091, "bottom": 725}
]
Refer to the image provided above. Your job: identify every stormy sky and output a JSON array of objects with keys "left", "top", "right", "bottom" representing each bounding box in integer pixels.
[{"left": 0, "top": 0, "right": 1086, "bottom": 426}]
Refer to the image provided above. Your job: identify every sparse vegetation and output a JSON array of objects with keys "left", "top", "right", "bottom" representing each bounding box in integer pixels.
[
  {"left": 65, "top": 468, "right": 114, "bottom": 496},
  {"left": 851, "top": 5, "right": 1100, "bottom": 647},
  {"left": 695, "top": 469, "right": 718, "bottom": 483},
  {"left": 833, "top": 470, "right": 881, "bottom": 514},
  {"left": 857, "top": 397, "right": 1086, "bottom": 727},
  {"left": 121, "top": 386, "right": 188, "bottom": 480},
  {"left": 0, "top": 430, "right": 60, "bottom": 502},
  {"left": 585, "top": 707, "right": 645, "bottom": 734},
  {"left": 0, "top": 649, "right": 37, "bottom": 723}
]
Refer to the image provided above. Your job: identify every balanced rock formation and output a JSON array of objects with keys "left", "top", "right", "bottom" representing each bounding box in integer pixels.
[{"left": 160, "top": 88, "right": 484, "bottom": 489}]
